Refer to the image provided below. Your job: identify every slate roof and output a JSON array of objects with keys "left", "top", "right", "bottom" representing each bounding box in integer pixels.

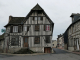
[
  {"left": 70, "top": 13, "right": 80, "bottom": 17},
  {"left": 8, "top": 17, "right": 25, "bottom": 24},
  {"left": 4, "top": 17, "right": 25, "bottom": 27},
  {"left": 0, "top": 33, "right": 4, "bottom": 40}
]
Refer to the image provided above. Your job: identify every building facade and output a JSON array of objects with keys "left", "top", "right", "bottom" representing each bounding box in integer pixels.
[
  {"left": 57, "top": 34, "right": 64, "bottom": 48},
  {"left": 64, "top": 13, "right": 80, "bottom": 51},
  {"left": 52, "top": 40, "right": 57, "bottom": 48},
  {"left": 0, "top": 33, "right": 4, "bottom": 53},
  {"left": 3, "top": 4, "right": 54, "bottom": 53}
]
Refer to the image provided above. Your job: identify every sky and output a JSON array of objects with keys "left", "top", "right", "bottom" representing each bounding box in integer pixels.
[{"left": 0, "top": 0, "right": 80, "bottom": 40}]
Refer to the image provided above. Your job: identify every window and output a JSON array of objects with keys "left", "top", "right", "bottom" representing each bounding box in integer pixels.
[
  {"left": 34, "top": 37, "right": 40, "bottom": 44},
  {"left": 38, "top": 17, "right": 43, "bottom": 20},
  {"left": 38, "top": 17, "right": 40, "bottom": 20},
  {"left": 11, "top": 38, "right": 19, "bottom": 46},
  {"left": 45, "top": 36, "right": 50, "bottom": 43},
  {"left": 38, "top": 11, "right": 42, "bottom": 15},
  {"left": 24, "top": 26, "right": 27, "bottom": 31},
  {"left": 53, "top": 44, "right": 54, "bottom": 46},
  {"left": 24, "top": 26, "right": 29, "bottom": 32},
  {"left": 35, "top": 25, "right": 39, "bottom": 31},
  {"left": 13, "top": 26, "right": 18, "bottom": 32},
  {"left": 25, "top": 38, "right": 28, "bottom": 42},
  {"left": 35, "top": 17, "right": 37, "bottom": 20},
  {"left": 44, "top": 25, "right": 50, "bottom": 31}
]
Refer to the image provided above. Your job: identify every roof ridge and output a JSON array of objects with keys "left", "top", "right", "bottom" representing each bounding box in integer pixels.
[{"left": 31, "top": 3, "right": 43, "bottom": 10}]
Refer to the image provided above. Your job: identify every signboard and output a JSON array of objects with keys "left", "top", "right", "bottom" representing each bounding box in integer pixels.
[{"left": 1, "top": 29, "right": 6, "bottom": 33}]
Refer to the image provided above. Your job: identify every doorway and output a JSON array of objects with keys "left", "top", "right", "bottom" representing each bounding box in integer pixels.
[
  {"left": 44, "top": 47, "right": 51, "bottom": 53},
  {"left": 23, "top": 37, "right": 28, "bottom": 47}
]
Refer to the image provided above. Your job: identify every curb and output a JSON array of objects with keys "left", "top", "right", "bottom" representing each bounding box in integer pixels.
[
  {"left": 59, "top": 49, "right": 80, "bottom": 56},
  {"left": 0, "top": 53, "right": 49, "bottom": 56}
]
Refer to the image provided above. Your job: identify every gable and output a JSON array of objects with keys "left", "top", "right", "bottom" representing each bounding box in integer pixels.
[{"left": 22, "top": 4, "right": 54, "bottom": 24}]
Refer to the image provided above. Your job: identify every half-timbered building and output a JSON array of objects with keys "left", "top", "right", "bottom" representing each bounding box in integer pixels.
[{"left": 4, "top": 4, "right": 54, "bottom": 53}]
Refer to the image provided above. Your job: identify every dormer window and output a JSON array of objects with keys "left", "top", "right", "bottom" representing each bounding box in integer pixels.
[{"left": 13, "top": 26, "right": 18, "bottom": 32}]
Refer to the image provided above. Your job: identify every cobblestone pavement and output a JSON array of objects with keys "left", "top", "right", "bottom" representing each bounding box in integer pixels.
[{"left": 0, "top": 48, "right": 80, "bottom": 60}]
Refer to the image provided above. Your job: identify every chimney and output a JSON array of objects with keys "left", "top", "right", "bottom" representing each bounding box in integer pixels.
[
  {"left": 77, "top": 13, "right": 79, "bottom": 14},
  {"left": 9, "top": 15, "right": 12, "bottom": 23}
]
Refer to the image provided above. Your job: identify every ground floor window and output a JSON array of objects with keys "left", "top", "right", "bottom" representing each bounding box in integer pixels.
[
  {"left": 34, "top": 37, "right": 40, "bottom": 44},
  {"left": 11, "top": 37, "right": 19, "bottom": 46}
]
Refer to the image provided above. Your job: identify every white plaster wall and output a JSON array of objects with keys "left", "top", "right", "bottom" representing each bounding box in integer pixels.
[
  {"left": 68, "top": 47, "right": 74, "bottom": 51},
  {"left": 29, "top": 47, "right": 44, "bottom": 53}
]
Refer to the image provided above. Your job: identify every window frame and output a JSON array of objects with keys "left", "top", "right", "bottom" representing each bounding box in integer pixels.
[
  {"left": 35, "top": 25, "right": 39, "bottom": 31},
  {"left": 45, "top": 36, "right": 50, "bottom": 43},
  {"left": 44, "top": 25, "right": 51, "bottom": 31},
  {"left": 34, "top": 37, "right": 40, "bottom": 44},
  {"left": 11, "top": 37, "right": 19, "bottom": 46},
  {"left": 34, "top": 17, "right": 37, "bottom": 20},
  {"left": 13, "top": 26, "right": 18, "bottom": 32}
]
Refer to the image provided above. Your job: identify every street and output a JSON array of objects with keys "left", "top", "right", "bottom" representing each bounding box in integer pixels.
[
  {"left": 53, "top": 48, "right": 69, "bottom": 54},
  {"left": 0, "top": 48, "right": 80, "bottom": 60}
]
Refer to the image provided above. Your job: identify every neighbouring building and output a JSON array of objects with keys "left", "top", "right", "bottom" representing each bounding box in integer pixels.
[
  {"left": 52, "top": 40, "right": 57, "bottom": 48},
  {"left": 0, "top": 33, "right": 4, "bottom": 53},
  {"left": 64, "top": 13, "right": 80, "bottom": 51},
  {"left": 57, "top": 34, "right": 64, "bottom": 49},
  {"left": 3, "top": 4, "right": 54, "bottom": 53}
]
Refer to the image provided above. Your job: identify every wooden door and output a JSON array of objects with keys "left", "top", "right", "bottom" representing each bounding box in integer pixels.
[
  {"left": 44, "top": 47, "right": 51, "bottom": 53},
  {"left": 24, "top": 37, "right": 28, "bottom": 47}
]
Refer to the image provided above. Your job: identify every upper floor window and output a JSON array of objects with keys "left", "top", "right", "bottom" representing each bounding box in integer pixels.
[
  {"left": 24, "top": 26, "right": 27, "bottom": 31},
  {"left": 13, "top": 26, "right": 18, "bottom": 32},
  {"left": 34, "top": 37, "right": 40, "bottom": 44},
  {"left": 38, "top": 17, "right": 43, "bottom": 20},
  {"left": 44, "top": 25, "right": 50, "bottom": 31},
  {"left": 35, "top": 17, "right": 37, "bottom": 20},
  {"left": 24, "top": 26, "right": 29, "bottom": 32},
  {"left": 35, "top": 25, "right": 39, "bottom": 31},
  {"left": 38, "top": 11, "right": 42, "bottom": 16},
  {"left": 45, "top": 36, "right": 50, "bottom": 43}
]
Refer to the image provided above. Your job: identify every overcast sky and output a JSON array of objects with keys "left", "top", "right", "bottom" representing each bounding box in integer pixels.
[{"left": 0, "top": 0, "right": 80, "bottom": 40}]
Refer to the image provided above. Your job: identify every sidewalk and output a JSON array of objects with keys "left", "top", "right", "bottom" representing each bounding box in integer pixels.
[
  {"left": 57, "top": 47, "right": 80, "bottom": 55},
  {"left": 0, "top": 53, "right": 48, "bottom": 56}
]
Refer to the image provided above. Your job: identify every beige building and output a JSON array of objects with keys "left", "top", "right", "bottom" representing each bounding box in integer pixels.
[
  {"left": 57, "top": 34, "right": 64, "bottom": 48},
  {"left": 52, "top": 40, "right": 57, "bottom": 48},
  {"left": 64, "top": 13, "right": 80, "bottom": 51}
]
